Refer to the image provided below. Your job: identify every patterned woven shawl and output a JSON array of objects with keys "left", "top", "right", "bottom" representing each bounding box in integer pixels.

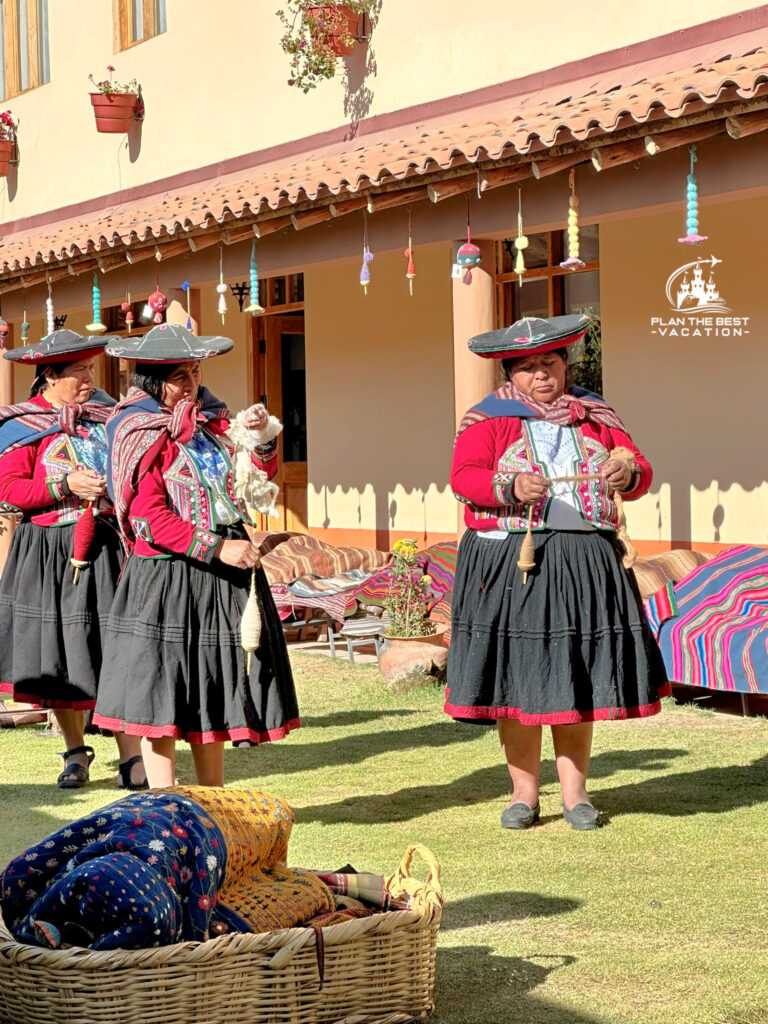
[
  {"left": 0, "top": 390, "right": 115, "bottom": 457},
  {"left": 107, "top": 385, "right": 229, "bottom": 548},
  {"left": 457, "top": 382, "right": 628, "bottom": 437}
]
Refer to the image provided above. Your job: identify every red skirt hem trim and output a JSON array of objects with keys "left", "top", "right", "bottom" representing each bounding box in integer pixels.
[
  {"left": 1, "top": 684, "right": 95, "bottom": 711},
  {"left": 444, "top": 684, "right": 671, "bottom": 726},
  {"left": 91, "top": 714, "right": 301, "bottom": 744}
]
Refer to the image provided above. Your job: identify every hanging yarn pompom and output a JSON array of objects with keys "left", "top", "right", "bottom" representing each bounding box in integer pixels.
[
  {"left": 121, "top": 293, "right": 134, "bottom": 333},
  {"left": 0, "top": 317, "right": 8, "bottom": 349},
  {"left": 241, "top": 568, "right": 263, "bottom": 673},
  {"left": 517, "top": 504, "right": 536, "bottom": 584},
  {"left": 180, "top": 281, "right": 193, "bottom": 329},
  {"left": 21, "top": 308, "right": 29, "bottom": 342},
  {"left": 678, "top": 145, "right": 708, "bottom": 245},
  {"left": 456, "top": 197, "right": 482, "bottom": 285},
  {"left": 148, "top": 288, "right": 168, "bottom": 324},
  {"left": 216, "top": 246, "right": 228, "bottom": 323},
  {"left": 45, "top": 280, "right": 55, "bottom": 336},
  {"left": 514, "top": 187, "right": 528, "bottom": 285},
  {"left": 70, "top": 502, "right": 98, "bottom": 584},
  {"left": 404, "top": 211, "right": 415, "bottom": 295},
  {"left": 560, "top": 169, "right": 585, "bottom": 270},
  {"left": 244, "top": 240, "right": 265, "bottom": 314},
  {"left": 86, "top": 272, "right": 108, "bottom": 333},
  {"left": 360, "top": 212, "right": 374, "bottom": 294}
]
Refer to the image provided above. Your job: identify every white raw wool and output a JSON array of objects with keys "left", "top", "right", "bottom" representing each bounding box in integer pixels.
[{"left": 227, "top": 410, "right": 283, "bottom": 516}]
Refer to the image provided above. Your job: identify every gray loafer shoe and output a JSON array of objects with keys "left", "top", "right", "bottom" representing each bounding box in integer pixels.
[
  {"left": 562, "top": 803, "right": 602, "bottom": 830},
  {"left": 501, "top": 801, "right": 540, "bottom": 830}
]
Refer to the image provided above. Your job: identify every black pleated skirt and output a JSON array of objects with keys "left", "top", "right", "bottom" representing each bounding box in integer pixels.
[
  {"left": 0, "top": 519, "right": 123, "bottom": 708},
  {"left": 93, "top": 525, "right": 300, "bottom": 745},
  {"left": 445, "top": 529, "right": 670, "bottom": 726}
]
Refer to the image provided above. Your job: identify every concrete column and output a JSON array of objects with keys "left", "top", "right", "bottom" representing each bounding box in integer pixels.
[{"left": 451, "top": 240, "right": 496, "bottom": 535}]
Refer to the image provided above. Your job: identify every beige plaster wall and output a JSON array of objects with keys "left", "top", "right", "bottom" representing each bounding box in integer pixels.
[
  {"left": 601, "top": 193, "right": 768, "bottom": 549},
  {"left": 1, "top": 0, "right": 760, "bottom": 223},
  {"left": 303, "top": 243, "right": 456, "bottom": 544}
]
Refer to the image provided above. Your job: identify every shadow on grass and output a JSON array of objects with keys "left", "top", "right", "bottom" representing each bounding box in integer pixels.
[
  {"left": 299, "top": 708, "right": 417, "bottom": 728},
  {"left": 296, "top": 748, "right": 690, "bottom": 825},
  {"left": 441, "top": 891, "right": 581, "bottom": 931},
  {"left": 434, "top": 947, "right": 599, "bottom": 1024}
]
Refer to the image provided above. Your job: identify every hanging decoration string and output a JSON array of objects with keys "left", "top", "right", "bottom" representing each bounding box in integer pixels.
[
  {"left": 404, "top": 210, "right": 415, "bottom": 296},
  {"left": 678, "top": 145, "right": 708, "bottom": 245},
  {"left": 21, "top": 286, "right": 29, "bottom": 342},
  {"left": 45, "top": 277, "right": 55, "bottom": 337},
  {"left": 121, "top": 292, "right": 134, "bottom": 333},
  {"left": 148, "top": 273, "right": 168, "bottom": 324},
  {"left": 514, "top": 186, "right": 528, "bottom": 286},
  {"left": 217, "top": 245, "right": 228, "bottom": 323},
  {"left": 244, "top": 240, "right": 265, "bottom": 314},
  {"left": 86, "top": 272, "right": 107, "bottom": 334},
  {"left": 359, "top": 211, "right": 374, "bottom": 294},
  {"left": 456, "top": 195, "right": 482, "bottom": 284},
  {"left": 560, "top": 169, "right": 585, "bottom": 270},
  {"left": 181, "top": 281, "right": 192, "bottom": 329}
]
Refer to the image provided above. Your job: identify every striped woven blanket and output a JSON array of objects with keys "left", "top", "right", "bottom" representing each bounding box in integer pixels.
[{"left": 648, "top": 545, "right": 768, "bottom": 694}]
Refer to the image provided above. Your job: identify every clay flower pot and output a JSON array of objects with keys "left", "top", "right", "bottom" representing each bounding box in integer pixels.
[
  {"left": 378, "top": 624, "right": 448, "bottom": 693},
  {"left": 90, "top": 92, "right": 138, "bottom": 133},
  {"left": 0, "top": 138, "right": 14, "bottom": 177},
  {"left": 306, "top": 4, "right": 359, "bottom": 56}
]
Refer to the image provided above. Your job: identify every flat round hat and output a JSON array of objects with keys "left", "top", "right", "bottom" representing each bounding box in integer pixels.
[
  {"left": 468, "top": 314, "right": 590, "bottom": 359},
  {"left": 3, "top": 328, "right": 110, "bottom": 364},
  {"left": 105, "top": 323, "right": 233, "bottom": 363}
]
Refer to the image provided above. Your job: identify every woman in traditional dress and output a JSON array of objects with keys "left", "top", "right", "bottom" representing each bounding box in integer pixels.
[
  {"left": 93, "top": 323, "right": 299, "bottom": 789},
  {"left": 0, "top": 330, "right": 146, "bottom": 789},
  {"left": 446, "top": 314, "right": 668, "bottom": 830}
]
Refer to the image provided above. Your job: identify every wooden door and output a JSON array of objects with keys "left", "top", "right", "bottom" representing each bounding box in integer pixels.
[{"left": 252, "top": 314, "right": 307, "bottom": 534}]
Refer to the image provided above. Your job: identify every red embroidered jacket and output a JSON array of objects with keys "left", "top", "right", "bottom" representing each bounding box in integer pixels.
[
  {"left": 0, "top": 394, "right": 113, "bottom": 527},
  {"left": 129, "top": 422, "right": 278, "bottom": 562},
  {"left": 451, "top": 395, "right": 652, "bottom": 533}
]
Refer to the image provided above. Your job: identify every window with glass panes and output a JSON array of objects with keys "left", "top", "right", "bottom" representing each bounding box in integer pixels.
[
  {"left": 496, "top": 226, "right": 602, "bottom": 393},
  {"left": 114, "top": 0, "right": 167, "bottom": 50},
  {"left": 0, "top": 0, "right": 50, "bottom": 100}
]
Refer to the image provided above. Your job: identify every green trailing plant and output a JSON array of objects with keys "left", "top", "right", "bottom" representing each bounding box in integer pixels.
[
  {"left": 570, "top": 305, "right": 602, "bottom": 394},
  {"left": 276, "top": 1, "right": 375, "bottom": 92},
  {"left": 384, "top": 539, "right": 434, "bottom": 638}
]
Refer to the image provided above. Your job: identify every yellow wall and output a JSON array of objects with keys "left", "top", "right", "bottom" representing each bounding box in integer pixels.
[
  {"left": 304, "top": 243, "right": 456, "bottom": 546},
  {"left": 601, "top": 194, "right": 768, "bottom": 549},
  {"left": 1, "top": 0, "right": 760, "bottom": 222}
]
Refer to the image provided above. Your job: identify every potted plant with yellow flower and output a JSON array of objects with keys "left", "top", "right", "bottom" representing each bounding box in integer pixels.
[
  {"left": 379, "top": 539, "right": 448, "bottom": 691},
  {"left": 276, "top": 0, "right": 374, "bottom": 92}
]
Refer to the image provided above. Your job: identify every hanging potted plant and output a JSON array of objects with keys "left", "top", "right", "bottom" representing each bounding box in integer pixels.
[
  {"left": 276, "top": 0, "right": 374, "bottom": 92},
  {"left": 378, "top": 539, "right": 448, "bottom": 692},
  {"left": 0, "top": 110, "right": 17, "bottom": 177},
  {"left": 88, "top": 66, "right": 141, "bottom": 133}
]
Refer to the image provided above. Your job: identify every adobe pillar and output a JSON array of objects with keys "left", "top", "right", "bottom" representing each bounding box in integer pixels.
[{"left": 451, "top": 240, "right": 496, "bottom": 535}]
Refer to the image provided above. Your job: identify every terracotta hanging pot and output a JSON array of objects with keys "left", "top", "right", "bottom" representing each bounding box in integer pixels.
[
  {"left": 306, "top": 4, "right": 359, "bottom": 56},
  {"left": 378, "top": 624, "right": 448, "bottom": 693},
  {"left": 90, "top": 92, "right": 137, "bottom": 133},
  {"left": 0, "top": 139, "right": 14, "bottom": 177}
]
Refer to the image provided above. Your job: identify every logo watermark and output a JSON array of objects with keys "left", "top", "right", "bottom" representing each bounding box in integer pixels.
[{"left": 650, "top": 256, "right": 749, "bottom": 337}]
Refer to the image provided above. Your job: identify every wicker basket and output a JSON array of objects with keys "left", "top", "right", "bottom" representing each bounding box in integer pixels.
[{"left": 0, "top": 843, "right": 442, "bottom": 1024}]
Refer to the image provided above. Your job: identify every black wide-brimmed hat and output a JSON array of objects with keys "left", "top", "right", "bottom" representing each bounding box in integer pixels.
[
  {"left": 3, "top": 328, "right": 111, "bottom": 364},
  {"left": 105, "top": 323, "right": 233, "bottom": 363},
  {"left": 468, "top": 314, "right": 590, "bottom": 360}
]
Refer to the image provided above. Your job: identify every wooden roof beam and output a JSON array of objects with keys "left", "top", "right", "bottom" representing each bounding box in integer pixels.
[
  {"left": 726, "top": 108, "right": 768, "bottom": 140},
  {"left": 644, "top": 121, "right": 722, "bottom": 155},
  {"left": 591, "top": 137, "right": 648, "bottom": 171}
]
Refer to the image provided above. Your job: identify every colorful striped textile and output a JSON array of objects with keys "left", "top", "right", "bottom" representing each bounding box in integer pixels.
[
  {"left": 259, "top": 534, "right": 390, "bottom": 585},
  {"left": 352, "top": 541, "right": 458, "bottom": 612},
  {"left": 632, "top": 548, "right": 713, "bottom": 600},
  {"left": 653, "top": 545, "right": 768, "bottom": 694}
]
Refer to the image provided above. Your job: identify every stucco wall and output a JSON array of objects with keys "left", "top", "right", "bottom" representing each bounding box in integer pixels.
[
  {"left": 601, "top": 193, "right": 768, "bottom": 550},
  {"left": 0, "top": 0, "right": 762, "bottom": 223},
  {"left": 303, "top": 243, "right": 456, "bottom": 546}
]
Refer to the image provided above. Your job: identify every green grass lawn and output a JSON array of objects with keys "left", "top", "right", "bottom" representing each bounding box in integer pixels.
[{"left": 2, "top": 653, "right": 768, "bottom": 1024}]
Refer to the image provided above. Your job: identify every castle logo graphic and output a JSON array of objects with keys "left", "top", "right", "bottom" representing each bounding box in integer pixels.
[{"left": 650, "top": 255, "right": 749, "bottom": 338}]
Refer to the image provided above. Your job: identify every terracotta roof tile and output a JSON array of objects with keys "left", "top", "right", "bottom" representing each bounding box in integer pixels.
[{"left": 2, "top": 30, "right": 768, "bottom": 276}]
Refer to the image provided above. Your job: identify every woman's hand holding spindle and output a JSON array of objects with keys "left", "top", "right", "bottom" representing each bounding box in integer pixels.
[{"left": 513, "top": 472, "right": 552, "bottom": 504}]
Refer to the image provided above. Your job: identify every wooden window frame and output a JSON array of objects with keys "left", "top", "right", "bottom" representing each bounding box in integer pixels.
[
  {"left": 495, "top": 230, "right": 599, "bottom": 328},
  {"left": 113, "top": 0, "right": 166, "bottom": 51},
  {"left": 2, "top": 0, "right": 47, "bottom": 101}
]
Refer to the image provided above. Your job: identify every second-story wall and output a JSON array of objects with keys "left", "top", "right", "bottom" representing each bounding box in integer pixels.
[{"left": 1, "top": 0, "right": 762, "bottom": 225}]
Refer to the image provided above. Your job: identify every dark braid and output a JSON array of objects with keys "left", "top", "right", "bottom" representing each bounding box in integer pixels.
[{"left": 29, "top": 364, "right": 60, "bottom": 398}]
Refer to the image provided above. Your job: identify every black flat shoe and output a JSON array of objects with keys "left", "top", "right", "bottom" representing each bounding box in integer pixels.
[
  {"left": 562, "top": 803, "right": 602, "bottom": 830},
  {"left": 57, "top": 745, "right": 95, "bottom": 789},
  {"left": 117, "top": 755, "right": 149, "bottom": 791},
  {"left": 501, "top": 801, "right": 540, "bottom": 830}
]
